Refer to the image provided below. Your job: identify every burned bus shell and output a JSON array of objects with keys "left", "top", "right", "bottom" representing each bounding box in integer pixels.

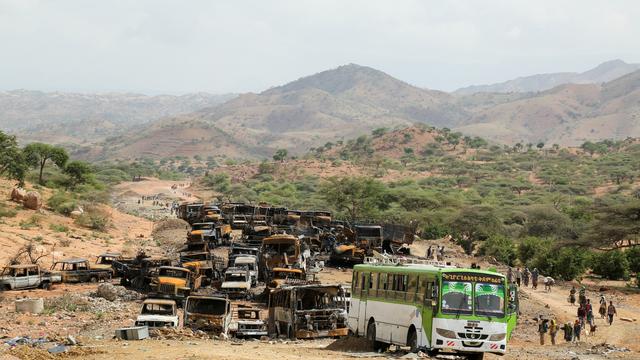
[{"left": 268, "top": 284, "right": 349, "bottom": 339}]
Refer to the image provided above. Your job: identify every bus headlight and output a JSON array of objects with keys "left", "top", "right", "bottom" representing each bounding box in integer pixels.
[
  {"left": 436, "top": 328, "right": 457, "bottom": 339},
  {"left": 489, "top": 333, "right": 506, "bottom": 341}
]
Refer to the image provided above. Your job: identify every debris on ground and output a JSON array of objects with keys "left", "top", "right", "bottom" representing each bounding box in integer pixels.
[{"left": 94, "top": 283, "right": 140, "bottom": 302}]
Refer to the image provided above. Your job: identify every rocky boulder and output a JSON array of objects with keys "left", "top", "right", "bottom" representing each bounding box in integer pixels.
[
  {"left": 10, "top": 188, "right": 26, "bottom": 203},
  {"left": 22, "top": 191, "right": 42, "bottom": 210},
  {"left": 95, "top": 283, "right": 140, "bottom": 302}
]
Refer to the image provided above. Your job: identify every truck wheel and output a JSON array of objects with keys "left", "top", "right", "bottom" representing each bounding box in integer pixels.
[
  {"left": 90, "top": 276, "right": 97, "bottom": 283},
  {"left": 42, "top": 282, "right": 51, "bottom": 290}
]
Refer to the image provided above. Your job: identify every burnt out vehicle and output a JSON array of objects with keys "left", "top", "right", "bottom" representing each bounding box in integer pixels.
[
  {"left": 113, "top": 253, "right": 172, "bottom": 290},
  {"left": 149, "top": 266, "right": 203, "bottom": 304},
  {"left": 0, "top": 264, "right": 61, "bottom": 290},
  {"left": 242, "top": 225, "right": 272, "bottom": 247},
  {"left": 260, "top": 234, "right": 305, "bottom": 281},
  {"left": 268, "top": 284, "right": 349, "bottom": 339},
  {"left": 221, "top": 267, "right": 252, "bottom": 299},
  {"left": 201, "top": 204, "right": 223, "bottom": 223},
  {"left": 135, "top": 299, "right": 179, "bottom": 328},
  {"left": 178, "top": 202, "right": 205, "bottom": 225},
  {"left": 50, "top": 258, "right": 111, "bottom": 283},
  {"left": 184, "top": 295, "right": 232, "bottom": 335},
  {"left": 231, "top": 308, "right": 267, "bottom": 338},
  {"left": 330, "top": 225, "right": 384, "bottom": 265}
]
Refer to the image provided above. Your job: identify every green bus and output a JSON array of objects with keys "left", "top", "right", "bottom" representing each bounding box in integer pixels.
[{"left": 348, "top": 258, "right": 518, "bottom": 359}]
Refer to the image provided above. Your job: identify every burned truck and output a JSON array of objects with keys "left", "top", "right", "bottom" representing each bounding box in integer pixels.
[
  {"left": 50, "top": 258, "right": 112, "bottom": 283},
  {"left": 184, "top": 295, "right": 232, "bottom": 336},
  {"left": 268, "top": 284, "right": 349, "bottom": 339},
  {"left": 260, "top": 234, "right": 306, "bottom": 281},
  {"left": 330, "top": 225, "right": 384, "bottom": 265},
  {"left": 149, "top": 266, "right": 203, "bottom": 304}
]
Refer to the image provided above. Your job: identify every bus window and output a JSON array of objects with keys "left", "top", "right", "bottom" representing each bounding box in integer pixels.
[
  {"left": 370, "top": 273, "right": 379, "bottom": 297},
  {"left": 353, "top": 271, "right": 360, "bottom": 294},
  {"left": 361, "top": 272, "right": 368, "bottom": 295},
  {"left": 407, "top": 274, "right": 418, "bottom": 302},
  {"left": 417, "top": 276, "right": 426, "bottom": 303},
  {"left": 368, "top": 272, "right": 374, "bottom": 290}
]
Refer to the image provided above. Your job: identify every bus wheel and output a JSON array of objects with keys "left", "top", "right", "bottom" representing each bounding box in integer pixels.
[
  {"left": 407, "top": 327, "right": 417, "bottom": 353},
  {"left": 467, "top": 353, "right": 484, "bottom": 360},
  {"left": 367, "top": 321, "right": 386, "bottom": 352}
]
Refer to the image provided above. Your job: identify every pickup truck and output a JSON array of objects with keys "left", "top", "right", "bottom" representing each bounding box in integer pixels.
[
  {"left": 50, "top": 258, "right": 111, "bottom": 283},
  {"left": 231, "top": 308, "right": 267, "bottom": 338},
  {"left": 0, "top": 264, "right": 61, "bottom": 290},
  {"left": 220, "top": 267, "right": 252, "bottom": 299},
  {"left": 135, "top": 298, "right": 179, "bottom": 328},
  {"left": 231, "top": 255, "right": 258, "bottom": 286}
]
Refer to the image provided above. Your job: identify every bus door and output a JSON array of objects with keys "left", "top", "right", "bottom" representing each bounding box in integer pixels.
[
  {"left": 506, "top": 283, "right": 519, "bottom": 339},
  {"left": 419, "top": 277, "right": 436, "bottom": 347}
]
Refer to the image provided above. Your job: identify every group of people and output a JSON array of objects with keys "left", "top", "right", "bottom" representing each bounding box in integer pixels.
[
  {"left": 569, "top": 286, "right": 618, "bottom": 326},
  {"left": 508, "top": 266, "right": 545, "bottom": 289},
  {"left": 425, "top": 245, "right": 446, "bottom": 261},
  {"left": 539, "top": 287, "right": 619, "bottom": 345}
]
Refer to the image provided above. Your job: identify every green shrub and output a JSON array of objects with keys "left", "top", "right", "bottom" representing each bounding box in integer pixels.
[
  {"left": 592, "top": 250, "right": 630, "bottom": 280},
  {"left": 49, "top": 223, "right": 69, "bottom": 233},
  {"left": 47, "top": 191, "right": 78, "bottom": 215},
  {"left": 75, "top": 206, "right": 111, "bottom": 232},
  {"left": 627, "top": 246, "right": 640, "bottom": 274},
  {"left": 0, "top": 202, "right": 17, "bottom": 218},
  {"left": 479, "top": 235, "right": 517, "bottom": 266},
  {"left": 19, "top": 215, "right": 42, "bottom": 229},
  {"left": 518, "top": 237, "right": 551, "bottom": 266},
  {"left": 530, "top": 246, "right": 590, "bottom": 281}
]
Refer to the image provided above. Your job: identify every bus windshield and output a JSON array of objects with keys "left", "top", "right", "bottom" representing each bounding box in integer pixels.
[
  {"left": 475, "top": 283, "right": 505, "bottom": 316},
  {"left": 441, "top": 281, "right": 473, "bottom": 314}
]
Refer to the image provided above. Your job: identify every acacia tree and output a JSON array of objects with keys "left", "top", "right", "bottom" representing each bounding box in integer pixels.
[
  {"left": 0, "top": 131, "right": 27, "bottom": 185},
  {"left": 272, "top": 149, "right": 288, "bottom": 162},
  {"left": 24, "top": 143, "right": 69, "bottom": 184},
  {"left": 63, "top": 160, "right": 94, "bottom": 188},
  {"left": 581, "top": 198, "right": 640, "bottom": 250},
  {"left": 320, "top": 176, "right": 386, "bottom": 222}
]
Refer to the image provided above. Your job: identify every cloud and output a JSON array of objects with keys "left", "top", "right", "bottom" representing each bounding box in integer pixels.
[{"left": 0, "top": 0, "right": 639, "bottom": 93}]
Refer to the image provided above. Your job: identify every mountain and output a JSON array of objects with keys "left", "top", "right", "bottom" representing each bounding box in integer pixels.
[
  {"left": 455, "top": 69, "right": 640, "bottom": 145},
  {"left": 455, "top": 59, "right": 640, "bottom": 94},
  {"left": 9, "top": 61, "right": 640, "bottom": 160},
  {"left": 100, "top": 64, "right": 469, "bottom": 159},
  {"left": 0, "top": 90, "right": 235, "bottom": 144}
]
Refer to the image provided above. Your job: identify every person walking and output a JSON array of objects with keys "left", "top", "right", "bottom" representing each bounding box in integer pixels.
[
  {"left": 507, "top": 267, "right": 513, "bottom": 285},
  {"left": 531, "top": 268, "right": 539, "bottom": 289},
  {"left": 573, "top": 319, "right": 581, "bottom": 342},
  {"left": 599, "top": 295, "right": 607, "bottom": 319},
  {"left": 577, "top": 304, "right": 586, "bottom": 328},
  {"left": 538, "top": 317, "right": 549, "bottom": 345},
  {"left": 563, "top": 322, "right": 573, "bottom": 342},
  {"left": 426, "top": 246, "right": 433, "bottom": 259},
  {"left": 578, "top": 286, "right": 587, "bottom": 306},
  {"left": 607, "top": 301, "right": 617, "bottom": 325},
  {"left": 585, "top": 299, "right": 594, "bottom": 327},
  {"left": 549, "top": 317, "right": 558, "bottom": 345},
  {"left": 439, "top": 246, "right": 445, "bottom": 260},
  {"left": 569, "top": 286, "right": 577, "bottom": 306},
  {"left": 523, "top": 267, "right": 530, "bottom": 287},
  {"left": 515, "top": 267, "right": 522, "bottom": 287}
]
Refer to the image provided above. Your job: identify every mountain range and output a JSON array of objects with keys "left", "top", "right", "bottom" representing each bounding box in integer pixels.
[
  {"left": 455, "top": 59, "right": 640, "bottom": 94},
  {"left": 0, "top": 90, "right": 235, "bottom": 145},
  {"left": 3, "top": 60, "right": 640, "bottom": 160}
]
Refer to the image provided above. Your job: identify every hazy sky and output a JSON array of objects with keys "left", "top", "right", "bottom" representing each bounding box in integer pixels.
[{"left": 1, "top": 0, "right": 639, "bottom": 94}]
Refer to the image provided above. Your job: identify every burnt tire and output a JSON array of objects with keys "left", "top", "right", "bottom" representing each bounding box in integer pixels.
[
  {"left": 467, "top": 353, "right": 484, "bottom": 360},
  {"left": 90, "top": 277, "right": 97, "bottom": 283},
  {"left": 41, "top": 282, "right": 51, "bottom": 290}
]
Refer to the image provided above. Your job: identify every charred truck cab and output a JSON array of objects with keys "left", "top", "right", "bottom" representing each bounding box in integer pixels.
[{"left": 184, "top": 295, "right": 233, "bottom": 336}]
